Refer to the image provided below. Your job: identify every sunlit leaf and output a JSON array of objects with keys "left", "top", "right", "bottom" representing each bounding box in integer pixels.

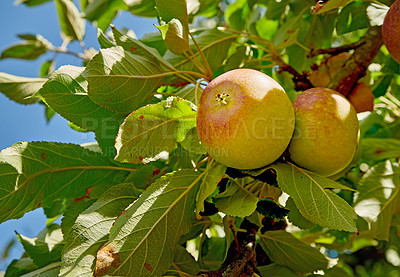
[
  {"left": 95, "top": 169, "right": 202, "bottom": 276},
  {"left": 0, "top": 142, "right": 134, "bottom": 223},
  {"left": 0, "top": 73, "right": 45, "bottom": 104},
  {"left": 83, "top": 46, "right": 171, "bottom": 114},
  {"left": 17, "top": 224, "right": 63, "bottom": 268},
  {"left": 115, "top": 96, "right": 197, "bottom": 164},
  {"left": 270, "top": 163, "right": 357, "bottom": 232},
  {"left": 354, "top": 160, "right": 400, "bottom": 240},
  {"left": 60, "top": 183, "right": 141, "bottom": 277},
  {"left": 55, "top": 0, "right": 85, "bottom": 41}
]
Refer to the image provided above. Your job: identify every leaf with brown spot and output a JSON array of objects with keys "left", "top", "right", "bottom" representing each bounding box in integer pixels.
[
  {"left": 0, "top": 142, "right": 136, "bottom": 224},
  {"left": 99, "top": 169, "right": 203, "bottom": 276}
]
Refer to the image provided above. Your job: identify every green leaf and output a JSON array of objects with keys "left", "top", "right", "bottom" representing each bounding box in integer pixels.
[
  {"left": 362, "top": 138, "right": 400, "bottom": 161},
  {"left": 115, "top": 96, "right": 197, "bottom": 163},
  {"left": 174, "top": 84, "right": 203, "bottom": 107},
  {"left": 156, "top": 19, "right": 190, "bottom": 54},
  {"left": 36, "top": 65, "right": 124, "bottom": 131},
  {"left": 60, "top": 183, "right": 141, "bottom": 277},
  {"left": 85, "top": 0, "right": 127, "bottom": 31},
  {"left": 95, "top": 169, "right": 202, "bottom": 276},
  {"left": 125, "top": 0, "right": 157, "bottom": 17},
  {"left": 213, "top": 178, "right": 260, "bottom": 217},
  {"left": 372, "top": 74, "right": 394, "bottom": 97},
  {"left": 258, "top": 263, "right": 299, "bottom": 277},
  {"left": 165, "top": 29, "right": 236, "bottom": 74},
  {"left": 168, "top": 245, "right": 200, "bottom": 276},
  {"left": 311, "top": 0, "right": 354, "bottom": 14},
  {"left": 55, "top": 0, "right": 85, "bottom": 41},
  {"left": 17, "top": 224, "right": 63, "bottom": 268},
  {"left": 5, "top": 258, "right": 37, "bottom": 277},
  {"left": 286, "top": 197, "right": 315, "bottom": 230},
  {"left": 0, "top": 72, "right": 45, "bottom": 104},
  {"left": 97, "top": 28, "right": 116, "bottom": 49},
  {"left": 111, "top": 26, "right": 168, "bottom": 63},
  {"left": 1, "top": 34, "right": 52, "bottom": 60},
  {"left": 83, "top": 46, "right": 170, "bottom": 114},
  {"left": 196, "top": 161, "right": 226, "bottom": 219},
  {"left": 14, "top": 0, "right": 52, "bottom": 6},
  {"left": 354, "top": 160, "right": 400, "bottom": 240},
  {"left": 259, "top": 230, "right": 328, "bottom": 273},
  {"left": 336, "top": 2, "right": 370, "bottom": 35},
  {"left": 61, "top": 198, "right": 96, "bottom": 238},
  {"left": 0, "top": 141, "right": 134, "bottom": 223},
  {"left": 270, "top": 163, "right": 357, "bottom": 232},
  {"left": 155, "top": 0, "right": 189, "bottom": 43},
  {"left": 39, "top": 59, "right": 55, "bottom": 78},
  {"left": 12, "top": 262, "right": 60, "bottom": 277}
]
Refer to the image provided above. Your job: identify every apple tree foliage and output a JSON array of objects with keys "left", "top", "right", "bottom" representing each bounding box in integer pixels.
[{"left": 0, "top": 0, "right": 400, "bottom": 276}]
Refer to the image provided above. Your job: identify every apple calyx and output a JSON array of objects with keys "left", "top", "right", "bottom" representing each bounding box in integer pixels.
[{"left": 215, "top": 93, "right": 230, "bottom": 105}]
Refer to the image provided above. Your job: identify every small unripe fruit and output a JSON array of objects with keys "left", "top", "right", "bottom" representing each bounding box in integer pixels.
[
  {"left": 347, "top": 83, "right": 374, "bottom": 113},
  {"left": 382, "top": 0, "right": 400, "bottom": 63},
  {"left": 288, "top": 88, "right": 359, "bottom": 176},
  {"left": 197, "top": 69, "right": 295, "bottom": 169}
]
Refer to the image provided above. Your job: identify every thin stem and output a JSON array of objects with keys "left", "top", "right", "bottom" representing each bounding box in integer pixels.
[
  {"left": 189, "top": 32, "right": 213, "bottom": 80},
  {"left": 184, "top": 51, "right": 208, "bottom": 75}
]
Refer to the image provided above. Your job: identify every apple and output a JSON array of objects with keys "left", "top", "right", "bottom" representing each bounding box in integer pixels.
[
  {"left": 288, "top": 88, "right": 359, "bottom": 176},
  {"left": 196, "top": 69, "right": 295, "bottom": 169},
  {"left": 347, "top": 82, "right": 374, "bottom": 113},
  {"left": 382, "top": 0, "right": 400, "bottom": 63}
]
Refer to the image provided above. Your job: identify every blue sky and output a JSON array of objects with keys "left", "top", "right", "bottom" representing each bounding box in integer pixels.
[{"left": 0, "top": 1, "right": 157, "bottom": 270}]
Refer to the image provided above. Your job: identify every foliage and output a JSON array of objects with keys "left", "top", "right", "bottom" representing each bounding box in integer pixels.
[{"left": 0, "top": 0, "right": 400, "bottom": 276}]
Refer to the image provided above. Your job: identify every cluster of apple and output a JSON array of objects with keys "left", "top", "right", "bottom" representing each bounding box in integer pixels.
[
  {"left": 196, "top": 68, "right": 359, "bottom": 177},
  {"left": 196, "top": 0, "right": 400, "bottom": 177}
]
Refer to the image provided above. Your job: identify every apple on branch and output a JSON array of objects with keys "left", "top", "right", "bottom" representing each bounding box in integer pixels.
[{"left": 196, "top": 69, "right": 295, "bottom": 169}]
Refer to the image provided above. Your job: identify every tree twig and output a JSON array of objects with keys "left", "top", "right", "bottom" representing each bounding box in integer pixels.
[{"left": 328, "top": 26, "right": 383, "bottom": 96}]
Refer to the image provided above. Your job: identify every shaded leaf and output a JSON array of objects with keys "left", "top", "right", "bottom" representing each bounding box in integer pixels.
[
  {"left": 213, "top": 178, "right": 260, "bottom": 217},
  {"left": 83, "top": 46, "right": 170, "bottom": 114},
  {"left": 0, "top": 141, "right": 134, "bottom": 223},
  {"left": 60, "top": 183, "right": 141, "bottom": 277},
  {"left": 0, "top": 72, "right": 45, "bottom": 104},
  {"left": 95, "top": 169, "right": 202, "bottom": 276},
  {"left": 286, "top": 197, "right": 315, "bottom": 230},
  {"left": 85, "top": 0, "right": 127, "bottom": 31},
  {"left": 5, "top": 258, "right": 37, "bottom": 277},
  {"left": 270, "top": 163, "right": 357, "bottom": 232},
  {"left": 1, "top": 34, "right": 52, "bottom": 60},
  {"left": 259, "top": 230, "right": 328, "bottom": 273},
  {"left": 115, "top": 96, "right": 197, "bottom": 163},
  {"left": 55, "top": 0, "right": 85, "bottom": 41},
  {"left": 39, "top": 60, "right": 55, "bottom": 78},
  {"left": 361, "top": 138, "right": 400, "bottom": 161},
  {"left": 312, "top": 0, "right": 354, "bottom": 14},
  {"left": 336, "top": 2, "right": 370, "bottom": 35},
  {"left": 125, "top": 0, "right": 157, "bottom": 17},
  {"left": 354, "top": 160, "right": 400, "bottom": 240},
  {"left": 17, "top": 224, "right": 63, "bottom": 268},
  {"left": 196, "top": 161, "right": 226, "bottom": 219},
  {"left": 169, "top": 245, "right": 200, "bottom": 276},
  {"left": 14, "top": 0, "right": 52, "bottom": 6},
  {"left": 258, "top": 263, "right": 299, "bottom": 277}
]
